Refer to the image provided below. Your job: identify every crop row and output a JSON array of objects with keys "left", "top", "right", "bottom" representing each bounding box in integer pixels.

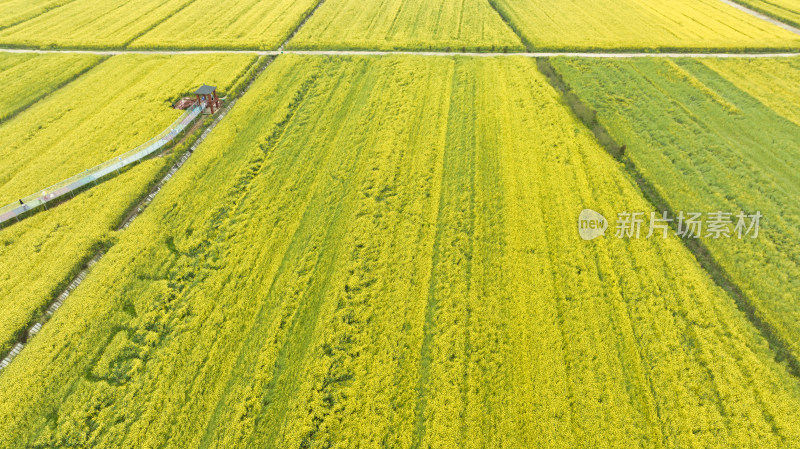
[
  {"left": 0, "top": 159, "right": 165, "bottom": 356},
  {"left": 1, "top": 55, "right": 799, "bottom": 448}
]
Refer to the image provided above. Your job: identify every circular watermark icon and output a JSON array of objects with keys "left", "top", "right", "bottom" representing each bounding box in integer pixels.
[{"left": 578, "top": 209, "right": 608, "bottom": 240}]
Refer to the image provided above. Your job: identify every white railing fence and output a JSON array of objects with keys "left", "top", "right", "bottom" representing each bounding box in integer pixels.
[{"left": 0, "top": 103, "right": 205, "bottom": 226}]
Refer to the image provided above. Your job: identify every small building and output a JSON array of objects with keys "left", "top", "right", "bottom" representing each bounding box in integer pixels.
[{"left": 194, "top": 84, "right": 220, "bottom": 114}]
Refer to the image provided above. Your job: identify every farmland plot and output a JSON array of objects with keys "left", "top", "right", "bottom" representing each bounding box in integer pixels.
[
  {"left": 489, "top": 0, "right": 800, "bottom": 50},
  {"left": 731, "top": 0, "right": 800, "bottom": 28},
  {"left": 289, "top": 0, "right": 524, "bottom": 51},
  {"left": 552, "top": 57, "right": 800, "bottom": 364},
  {"left": 130, "top": 0, "right": 319, "bottom": 50},
  {"left": 0, "top": 54, "right": 256, "bottom": 359},
  {"left": 0, "top": 52, "right": 102, "bottom": 122},
  {"left": 0, "top": 0, "right": 195, "bottom": 49},
  {"left": 1, "top": 55, "right": 800, "bottom": 448},
  {"left": 0, "top": 53, "right": 257, "bottom": 205}
]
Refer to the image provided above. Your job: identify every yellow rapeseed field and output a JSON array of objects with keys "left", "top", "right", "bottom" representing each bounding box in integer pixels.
[
  {"left": 0, "top": 53, "right": 102, "bottom": 122},
  {"left": 0, "top": 0, "right": 193, "bottom": 48},
  {"left": 0, "top": 54, "right": 256, "bottom": 357},
  {"left": 130, "top": 0, "right": 320, "bottom": 50},
  {"left": 0, "top": 0, "right": 74, "bottom": 29},
  {"left": 0, "top": 160, "right": 165, "bottom": 355},
  {"left": 289, "top": 0, "right": 524, "bottom": 51},
  {"left": 1, "top": 55, "right": 799, "bottom": 448},
  {"left": 490, "top": 0, "right": 800, "bottom": 50},
  {"left": 0, "top": 54, "right": 257, "bottom": 204}
]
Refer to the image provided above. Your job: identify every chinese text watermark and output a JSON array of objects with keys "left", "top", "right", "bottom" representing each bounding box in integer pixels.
[{"left": 579, "top": 209, "right": 761, "bottom": 241}]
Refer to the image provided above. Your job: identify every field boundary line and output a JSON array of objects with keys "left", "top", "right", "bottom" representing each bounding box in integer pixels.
[
  {"left": 277, "top": 0, "right": 327, "bottom": 52},
  {"left": 485, "top": 0, "right": 533, "bottom": 51},
  {"left": 0, "top": 47, "right": 799, "bottom": 58},
  {"left": 537, "top": 57, "right": 800, "bottom": 381},
  {"left": 0, "top": 56, "right": 275, "bottom": 374},
  {"left": 718, "top": 0, "right": 800, "bottom": 35}
]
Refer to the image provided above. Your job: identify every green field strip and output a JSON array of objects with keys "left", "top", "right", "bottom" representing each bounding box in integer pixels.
[
  {"left": 550, "top": 56, "right": 800, "bottom": 373},
  {"left": 700, "top": 57, "right": 800, "bottom": 126}
]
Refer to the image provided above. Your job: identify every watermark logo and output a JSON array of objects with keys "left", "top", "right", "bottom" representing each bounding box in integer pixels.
[
  {"left": 578, "top": 209, "right": 762, "bottom": 240},
  {"left": 578, "top": 209, "right": 608, "bottom": 240}
]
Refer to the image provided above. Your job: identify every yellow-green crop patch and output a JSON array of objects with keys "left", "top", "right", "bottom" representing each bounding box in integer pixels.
[
  {"left": 0, "top": 52, "right": 102, "bottom": 122},
  {"left": 288, "top": 0, "right": 524, "bottom": 51},
  {"left": 489, "top": 0, "right": 800, "bottom": 51},
  {"left": 2, "top": 55, "right": 799, "bottom": 448},
  {"left": 130, "top": 0, "right": 319, "bottom": 50}
]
